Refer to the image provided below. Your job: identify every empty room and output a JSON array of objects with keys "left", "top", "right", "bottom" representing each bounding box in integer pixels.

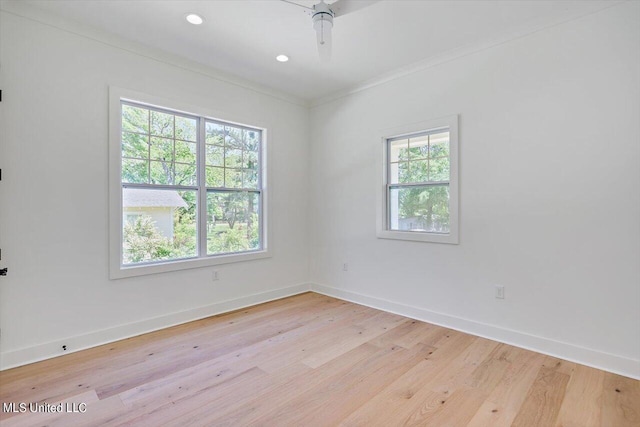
[{"left": 0, "top": 0, "right": 638, "bottom": 425}]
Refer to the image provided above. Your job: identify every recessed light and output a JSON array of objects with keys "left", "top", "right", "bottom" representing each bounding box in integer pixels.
[
  {"left": 185, "top": 14, "right": 204, "bottom": 25},
  {"left": 276, "top": 54, "right": 289, "bottom": 63}
]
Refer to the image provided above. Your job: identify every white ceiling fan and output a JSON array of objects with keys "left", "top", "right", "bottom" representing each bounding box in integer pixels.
[{"left": 282, "top": 0, "right": 379, "bottom": 62}]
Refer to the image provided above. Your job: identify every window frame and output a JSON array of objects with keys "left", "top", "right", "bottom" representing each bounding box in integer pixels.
[
  {"left": 376, "top": 115, "right": 459, "bottom": 244},
  {"left": 109, "top": 87, "right": 271, "bottom": 279}
]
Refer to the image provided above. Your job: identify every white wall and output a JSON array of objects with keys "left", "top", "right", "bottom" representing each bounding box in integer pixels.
[
  {"left": 0, "top": 8, "right": 310, "bottom": 368},
  {"left": 309, "top": 2, "right": 640, "bottom": 378}
]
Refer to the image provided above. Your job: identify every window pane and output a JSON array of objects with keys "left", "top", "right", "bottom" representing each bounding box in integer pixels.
[
  {"left": 206, "top": 144, "right": 224, "bottom": 167},
  {"left": 122, "top": 158, "right": 149, "bottom": 184},
  {"left": 409, "top": 135, "right": 429, "bottom": 159},
  {"left": 243, "top": 149, "right": 258, "bottom": 170},
  {"left": 150, "top": 137, "right": 174, "bottom": 162},
  {"left": 206, "top": 122, "right": 225, "bottom": 145},
  {"left": 122, "top": 105, "right": 149, "bottom": 134},
  {"left": 245, "top": 130, "right": 260, "bottom": 151},
  {"left": 429, "top": 156, "right": 450, "bottom": 182},
  {"left": 175, "top": 116, "right": 197, "bottom": 142},
  {"left": 175, "top": 140, "right": 196, "bottom": 164},
  {"left": 206, "top": 166, "right": 224, "bottom": 187},
  {"left": 226, "top": 126, "right": 243, "bottom": 149},
  {"left": 225, "top": 168, "right": 243, "bottom": 188},
  {"left": 225, "top": 148, "right": 242, "bottom": 168},
  {"left": 122, "top": 132, "right": 149, "bottom": 160},
  {"left": 122, "top": 188, "right": 197, "bottom": 265},
  {"left": 207, "top": 191, "right": 260, "bottom": 255},
  {"left": 243, "top": 169, "right": 259, "bottom": 189},
  {"left": 151, "top": 110, "right": 174, "bottom": 138},
  {"left": 150, "top": 160, "right": 174, "bottom": 185},
  {"left": 430, "top": 132, "right": 449, "bottom": 157},
  {"left": 390, "top": 139, "right": 408, "bottom": 162},
  {"left": 175, "top": 163, "right": 197, "bottom": 186},
  {"left": 389, "top": 185, "right": 450, "bottom": 233},
  {"left": 390, "top": 162, "right": 411, "bottom": 184},
  {"left": 409, "top": 159, "right": 429, "bottom": 182}
]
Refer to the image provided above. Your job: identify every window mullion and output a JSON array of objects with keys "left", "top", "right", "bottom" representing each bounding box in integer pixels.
[
  {"left": 147, "top": 110, "right": 151, "bottom": 183},
  {"left": 198, "top": 117, "right": 207, "bottom": 258},
  {"left": 389, "top": 181, "right": 450, "bottom": 189},
  {"left": 123, "top": 183, "right": 198, "bottom": 191}
]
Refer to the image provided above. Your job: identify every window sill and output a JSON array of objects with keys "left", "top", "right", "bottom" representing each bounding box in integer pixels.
[
  {"left": 109, "top": 249, "right": 271, "bottom": 279},
  {"left": 377, "top": 230, "right": 458, "bottom": 244}
]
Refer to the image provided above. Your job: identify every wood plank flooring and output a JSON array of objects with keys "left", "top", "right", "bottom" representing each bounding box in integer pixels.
[{"left": 0, "top": 292, "right": 638, "bottom": 426}]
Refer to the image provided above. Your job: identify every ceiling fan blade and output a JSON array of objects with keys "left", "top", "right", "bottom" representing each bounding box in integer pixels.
[
  {"left": 329, "top": 0, "right": 379, "bottom": 17},
  {"left": 280, "top": 0, "right": 315, "bottom": 12}
]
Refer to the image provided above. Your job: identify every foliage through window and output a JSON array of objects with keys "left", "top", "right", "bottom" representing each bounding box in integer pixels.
[{"left": 120, "top": 101, "right": 263, "bottom": 266}]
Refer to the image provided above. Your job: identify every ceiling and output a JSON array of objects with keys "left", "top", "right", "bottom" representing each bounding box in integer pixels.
[{"left": 14, "top": 0, "right": 619, "bottom": 102}]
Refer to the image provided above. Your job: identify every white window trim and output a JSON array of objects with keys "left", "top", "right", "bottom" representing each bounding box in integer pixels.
[
  {"left": 109, "top": 86, "right": 271, "bottom": 279},
  {"left": 376, "top": 115, "right": 459, "bottom": 244}
]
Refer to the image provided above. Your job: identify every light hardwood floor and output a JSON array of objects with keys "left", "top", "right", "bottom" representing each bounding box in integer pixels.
[{"left": 1, "top": 292, "right": 638, "bottom": 426}]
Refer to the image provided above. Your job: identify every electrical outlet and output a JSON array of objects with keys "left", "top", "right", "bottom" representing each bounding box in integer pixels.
[
  {"left": 342, "top": 263, "right": 348, "bottom": 272},
  {"left": 495, "top": 285, "right": 505, "bottom": 299},
  {"left": 212, "top": 271, "right": 219, "bottom": 281}
]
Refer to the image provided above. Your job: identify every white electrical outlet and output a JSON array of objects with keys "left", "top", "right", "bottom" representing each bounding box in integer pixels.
[
  {"left": 212, "top": 271, "right": 219, "bottom": 281},
  {"left": 343, "top": 263, "right": 348, "bottom": 272},
  {"left": 495, "top": 285, "right": 505, "bottom": 299}
]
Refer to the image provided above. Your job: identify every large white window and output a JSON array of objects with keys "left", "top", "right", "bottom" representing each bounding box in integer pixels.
[
  {"left": 377, "top": 115, "right": 459, "bottom": 244},
  {"left": 109, "top": 88, "right": 269, "bottom": 278}
]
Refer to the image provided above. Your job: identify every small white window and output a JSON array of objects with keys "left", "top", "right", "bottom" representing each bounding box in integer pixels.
[
  {"left": 109, "top": 88, "right": 270, "bottom": 278},
  {"left": 377, "top": 115, "right": 459, "bottom": 244}
]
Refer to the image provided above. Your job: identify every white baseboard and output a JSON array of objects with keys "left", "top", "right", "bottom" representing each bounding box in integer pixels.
[
  {"left": 311, "top": 283, "right": 640, "bottom": 380},
  {"left": 0, "top": 283, "right": 311, "bottom": 371}
]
